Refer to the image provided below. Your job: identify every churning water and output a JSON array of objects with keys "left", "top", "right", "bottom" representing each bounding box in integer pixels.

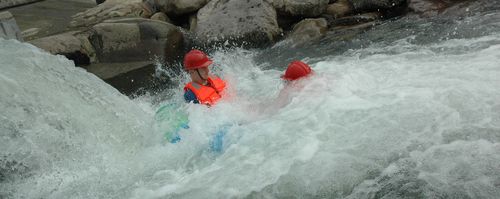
[{"left": 1, "top": 6, "right": 500, "bottom": 199}]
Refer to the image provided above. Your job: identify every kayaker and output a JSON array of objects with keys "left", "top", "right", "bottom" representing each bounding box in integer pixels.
[
  {"left": 281, "top": 60, "right": 314, "bottom": 82},
  {"left": 273, "top": 60, "right": 314, "bottom": 108},
  {"left": 183, "top": 49, "right": 226, "bottom": 106}
]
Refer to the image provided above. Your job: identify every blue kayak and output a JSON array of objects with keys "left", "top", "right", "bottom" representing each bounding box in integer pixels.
[{"left": 154, "top": 103, "right": 229, "bottom": 152}]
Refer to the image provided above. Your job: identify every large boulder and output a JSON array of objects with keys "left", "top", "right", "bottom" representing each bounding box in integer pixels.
[
  {"left": 195, "top": 0, "right": 281, "bottom": 47},
  {"left": 30, "top": 18, "right": 184, "bottom": 75},
  {"left": 71, "top": 0, "right": 209, "bottom": 29},
  {"left": 285, "top": 18, "right": 328, "bottom": 46},
  {"left": 0, "top": 0, "right": 40, "bottom": 9},
  {"left": 30, "top": 18, "right": 185, "bottom": 95},
  {"left": 143, "top": 0, "right": 209, "bottom": 16},
  {"left": 273, "top": 0, "right": 329, "bottom": 17},
  {"left": 89, "top": 18, "right": 184, "bottom": 63},
  {"left": 70, "top": 0, "right": 148, "bottom": 28},
  {"left": 29, "top": 31, "right": 95, "bottom": 65},
  {"left": 0, "top": 11, "right": 23, "bottom": 41}
]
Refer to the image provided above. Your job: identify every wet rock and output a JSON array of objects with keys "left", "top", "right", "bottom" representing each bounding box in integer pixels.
[
  {"left": 100, "top": 62, "right": 170, "bottom": 96},
  {"left": 286, "top": 18, "right": 328, "bottom": 46},
  {"left": 7, "top": 0, "right": 95, "bottom": 41},
  {"left": 195, "top": 0, "right": 281, "bottom": 48},
  {"left": 30, "top": 18, "right": 184, "bottom": 95},
  {"left": 29, "top": 31, "right": 95, "bottom": 66},
  {"left": 20, "top": 28, "right": 40, "bottom": 38},
  {"left": 273, "top": 0, "right": 329, "bottom": 17},
  {"left": 0, "top": 0, "right": 40, "bottom": 9},
  {"left": 30, "top": 18, "right": 184, "bottom": 76},
  {"left": 408, "top": 0, "right": 475, "bottom": 17},
  {"left": 0, "top": 11, "right": 23, "bottom": 41},
  {"left": 150, "top": 12, "right": 171, "bottom": 23},
  {"left": 189, "top": 14, "right": 197, "bottom": 32},
  {"left": 441, "top": 0, "right": 500, "bottom": 17},
  {"left": 276, "top": 15, "right": 303, "bottom": 31},
  {"left": 408, "top": 0, "right": 447, "bottom": 16},
  {"left": 29, "top": 31, "right": 83, "bottom": 55},
  {"left": 328, "top": 12, "right": 381, "bottom": 27},
  {"left": 89, "top": 18, "right": 184, "bottom": 64},
  {"left": 349, "top": 0, "right": 406, "bottom": 13},
  {"left": 143, "top": 0, "right": 209, "bottom": 16},
  {"left": 70, "top": 0, "right": 149, "bottom": 28},
  {"left": 325, "top": 0, "right": 353, "bottom": 18}
]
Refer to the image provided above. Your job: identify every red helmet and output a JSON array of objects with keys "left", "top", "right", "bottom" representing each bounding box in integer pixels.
[
  {"left": 281, "top": 60, "right": 313, "bottom": 81},
  {"left": 183, "top": 49, "right": 213, "bottom": 70}
]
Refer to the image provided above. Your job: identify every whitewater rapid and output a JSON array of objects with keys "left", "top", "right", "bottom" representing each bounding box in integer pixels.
[{"left": 2, "top": 16, "right": 500, "bottom": 199}]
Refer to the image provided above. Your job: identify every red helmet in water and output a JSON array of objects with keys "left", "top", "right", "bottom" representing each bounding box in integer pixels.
[
  {"left": 281, "top": 60, "right": 313, "bottom": 81},
  {"left": 183, "top": 49, "right": 213, "bottom": 70}
]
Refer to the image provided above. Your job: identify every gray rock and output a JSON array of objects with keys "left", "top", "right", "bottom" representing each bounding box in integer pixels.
[
  {"left": 0, "top": 0, "right": 41, "bottom": 9},
  {"left": 29, "top": 18, "right": 185, "bottom": 94},
  {"left": 325, "top": 0, "right": 353, "bottom": 18},
  {"left": 273, "top": 0, "right": 329, "bottom": 17},
  {"left": 21, "top": 28, "right": 40, "bottom": 38},
  {"left": 171, "top": 0, "right": 209, "bottom": 15},
  {"left": 328, "top": 12, "right": 380, "bottom": 27},
  {"left": 189, "top": 14, "right": 197, "bottom": 32},
  {"left": 286, "top": 18, "right": 328, "bottom": 46},
  {"left": 29, "top": 31, "right": 84, "bottom": 54},
  {"left": 195, "top": 0, "right": 281, "bottom": 47},
  {"left": 150, "top": 12, "right": 171, "bottom": 23},
  {"left": 89, "top": 18, "right": 184, "bottom": 63},
  {"left": 0, "top": 11, "right": 23, "bottom": 41},
  {"left": 348, "top": 0, "right": 406, "bottom": 13},
  {"left": 29, "top": 31, "right": 96, "bottom": 65},
  {"left": 439, "top": 0, "right": 495, "bottom": 17},
  {"left": 408, "top": 0, "right": 446, "bottom": 17},
  {"left": 408, "top": 0, "right": 471, "bottom": 17},
  {"left": 70, "top": 0, "right": 148, "bottom": 28},
  {"left": 84, "top": 61, "right": 151, "bottom": 79},
  {"left": 29, "top": 18, "right": 184, "bottom": 71},
  {"left": 145, "top": 0, "right": 209, "bottom": 16},
  {"left": 7, "top": 0, "right": 95, "bottom": 41}
]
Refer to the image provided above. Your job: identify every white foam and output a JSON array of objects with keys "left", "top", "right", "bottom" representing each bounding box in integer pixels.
[{"left": 1, "top": 28, "right": 500, "bottom": 199}]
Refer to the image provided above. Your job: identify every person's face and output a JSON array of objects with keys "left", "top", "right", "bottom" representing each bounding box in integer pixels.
[{"left": 188, "top": 67, "right": 209, "bottom": 84}]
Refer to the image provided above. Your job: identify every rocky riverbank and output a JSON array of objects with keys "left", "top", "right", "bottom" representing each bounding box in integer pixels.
[
  {"left": 1, "top": 0, "right": 478, "bottom": 95},
  {"left": 0, "top": 0, "right": 42, "bottom": 10}
]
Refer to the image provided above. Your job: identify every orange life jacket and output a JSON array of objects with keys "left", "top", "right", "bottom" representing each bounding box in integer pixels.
[{"left": 184, "top": 76, "right": 226, "bottom": 106}]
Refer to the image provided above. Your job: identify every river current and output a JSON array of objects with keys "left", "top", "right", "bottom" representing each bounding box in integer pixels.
[{"left": 1, "top": 4, "right": 500, "bottom": 198}]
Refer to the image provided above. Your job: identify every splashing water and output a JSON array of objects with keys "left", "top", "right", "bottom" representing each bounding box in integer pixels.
[{"left": 2, "top": 12, "right": 500, "bottom": 199}]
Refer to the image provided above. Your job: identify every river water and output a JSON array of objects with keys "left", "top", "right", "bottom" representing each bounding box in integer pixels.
[{"left": 1, "top": 2, "right": 500, "bottom": 198}]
